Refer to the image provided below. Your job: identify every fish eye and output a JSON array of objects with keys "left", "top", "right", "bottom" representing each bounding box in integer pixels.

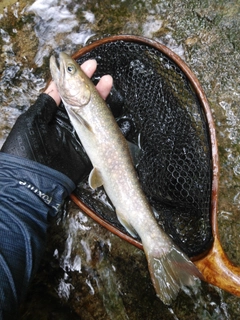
[{"left": 67, "top": 63, "right": 76, "bottom": 74}]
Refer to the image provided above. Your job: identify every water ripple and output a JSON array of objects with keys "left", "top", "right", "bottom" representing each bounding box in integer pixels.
[{"left": 27, "top": 0, "right": 95, "bottom": 65}]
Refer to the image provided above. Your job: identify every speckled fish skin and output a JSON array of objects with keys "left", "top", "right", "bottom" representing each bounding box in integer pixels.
[{"left": 50, "top": 52, "right": 201, "bottom": 305}]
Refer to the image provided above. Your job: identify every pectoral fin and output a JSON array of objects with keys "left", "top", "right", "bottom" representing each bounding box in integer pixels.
[
  {"left": 88, "top": 167, "right": 103, "bottom": 190},
  {"left": 67, "top": 105, "right": 92, "bottom": 132},
  {"left": 116, "top": 210, "right": 138, "bottom": 238}
]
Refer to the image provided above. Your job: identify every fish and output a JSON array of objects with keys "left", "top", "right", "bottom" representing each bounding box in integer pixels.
[{"left": 50, "top": 52, "right": 202, "bottom": 305}]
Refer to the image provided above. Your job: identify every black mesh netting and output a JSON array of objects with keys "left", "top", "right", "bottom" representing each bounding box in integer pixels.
[{"left": 73, "top": 40, "right": 213, "bottom": 257}]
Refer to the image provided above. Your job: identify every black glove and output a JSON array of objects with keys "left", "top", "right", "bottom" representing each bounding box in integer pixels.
[{"left": 1, "top": 93, "right": 92, "bottom": 185}]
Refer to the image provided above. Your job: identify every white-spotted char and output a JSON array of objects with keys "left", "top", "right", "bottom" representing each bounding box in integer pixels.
[{"left": 50, "top": 52, "right": 202, "bottom": 304}]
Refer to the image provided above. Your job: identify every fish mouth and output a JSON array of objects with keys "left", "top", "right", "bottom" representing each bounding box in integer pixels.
[
  {"left": 50, "top": 55, "right": 59, "bottom": 79},
  {"left": 50, "top": 52, "right": 65, "bottom": 81},
  {"left": 54, "top": 53, "right": 61, "bottom": 70},
  {"left": 50, "top": 52, "right": 70, "bottom": 80}
]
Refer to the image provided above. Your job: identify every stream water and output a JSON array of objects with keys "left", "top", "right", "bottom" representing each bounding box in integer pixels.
[{"left": 0, "top": 0, "right": 240, "bottom": 319}]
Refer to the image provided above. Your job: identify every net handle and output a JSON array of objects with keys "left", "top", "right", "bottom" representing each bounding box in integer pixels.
[{"left": 70, "top": 35, "right": 240, "bottom": 297}]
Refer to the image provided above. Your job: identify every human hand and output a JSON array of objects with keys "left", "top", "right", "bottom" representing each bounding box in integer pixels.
[{"left": 1, "top": 59, "right": 113, "bottom": 185}]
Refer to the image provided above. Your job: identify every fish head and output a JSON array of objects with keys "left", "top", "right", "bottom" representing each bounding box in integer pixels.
[{"left": 50, "top": 52, "right": 91, "bottom": 107}]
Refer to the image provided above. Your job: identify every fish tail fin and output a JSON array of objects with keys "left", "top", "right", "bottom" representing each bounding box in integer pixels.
[{"left": 145, "top": 244, "right": 202, "bottom": 305}]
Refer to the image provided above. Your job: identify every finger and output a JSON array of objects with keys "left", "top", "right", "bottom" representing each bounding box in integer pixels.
[
  {"left": 96, "top": 75, "right": 113, "bottom": 100},
  {"left": 81, "top": 60, "right": 113, "bottom": 99},
  {"left": 81, "top": 59, "right": 97, "bottom": 78}
]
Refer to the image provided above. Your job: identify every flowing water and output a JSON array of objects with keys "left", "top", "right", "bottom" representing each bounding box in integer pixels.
[{"left": 1, "top": 0, "right": 240, "bottom": 319}]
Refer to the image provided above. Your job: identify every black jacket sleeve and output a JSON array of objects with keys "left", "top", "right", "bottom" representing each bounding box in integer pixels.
[{"left": 0, "top": 152, "right": 75, "bottom": 319}]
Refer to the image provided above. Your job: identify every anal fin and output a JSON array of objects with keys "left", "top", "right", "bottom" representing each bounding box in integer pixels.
[{"left": 116, "top": 210, "right": 138, "bottom": 238}]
